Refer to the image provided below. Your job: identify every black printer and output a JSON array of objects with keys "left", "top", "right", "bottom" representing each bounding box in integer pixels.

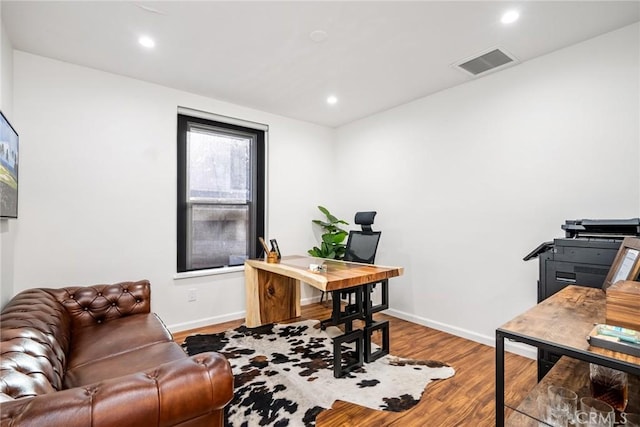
[{"left": 524, "top": 218, "right": 640, "bottom": 378}]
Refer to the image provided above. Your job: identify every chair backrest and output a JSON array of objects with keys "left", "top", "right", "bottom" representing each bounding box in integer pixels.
[
  {"left": 343, "top": 230, "right": 381, "bottom": 264},
  {"left": 343, "top": 211, "right": 381, "bottom": 264}
]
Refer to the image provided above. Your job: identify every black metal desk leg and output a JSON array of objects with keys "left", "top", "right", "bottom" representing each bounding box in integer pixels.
[{"left": 496, "top": 331, "right": 505, "bottom": 427}]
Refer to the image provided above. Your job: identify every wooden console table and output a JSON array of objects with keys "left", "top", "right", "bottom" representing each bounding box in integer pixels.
[
  {"left": 244, "top": 255, "right": 403, "bottom": 377},
  {"left": 496, "top": 285, "right": 640, "bottom": 426}
]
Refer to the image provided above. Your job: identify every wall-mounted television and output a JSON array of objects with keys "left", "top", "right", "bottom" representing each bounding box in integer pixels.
[{"left": 0, "top": 111, "right": 19, "bottom": 218}]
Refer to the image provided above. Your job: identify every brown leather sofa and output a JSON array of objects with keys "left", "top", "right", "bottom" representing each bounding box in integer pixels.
[{"left": 0, "top": 280, "right": 234, "bottom": 427}]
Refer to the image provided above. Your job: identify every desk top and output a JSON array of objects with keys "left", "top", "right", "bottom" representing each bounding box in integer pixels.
[
  {"left": 498, "top": 285, "right": 640, "bottom": 368},
  {"left": 245, "top": 255, "right": 404, "bottom": 292}
]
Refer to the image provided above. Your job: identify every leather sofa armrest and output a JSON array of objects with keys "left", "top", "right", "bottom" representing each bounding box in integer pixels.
[{"left": 0, "top": 352, "right": 234, "bottom": 427}]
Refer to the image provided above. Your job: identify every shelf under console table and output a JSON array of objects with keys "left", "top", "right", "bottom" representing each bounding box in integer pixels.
[
  {"left": 505, "top": 357, "right": 639, "bottom": 425},
  {"left": 495, "top": 285, "right": 640, "bottom": 426}
]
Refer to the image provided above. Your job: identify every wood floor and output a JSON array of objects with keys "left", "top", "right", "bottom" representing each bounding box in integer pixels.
[{"left": 173, "top": 302, "right": 537, "bottom": 426}]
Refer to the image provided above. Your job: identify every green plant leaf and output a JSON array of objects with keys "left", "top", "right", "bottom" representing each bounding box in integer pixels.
[
  {"left": 335, "top": 230, "right": 348, "bottom": 240},
  {"left": 309, "top": 205, "right": 350, "bottom": 259},
  {"left": 323, "top": 231, "right": 347, "bottom": 244}
]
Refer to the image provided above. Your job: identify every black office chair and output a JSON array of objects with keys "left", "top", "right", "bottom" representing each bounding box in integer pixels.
[
  {"left": 319, "top": 211, "right": 381, "bottom": 304},
  {"left": 320, "top": 211, "right": 381, "bottom": 317},
  {"left": 340, "top": 211, "right": 381, "bottom": 305}
]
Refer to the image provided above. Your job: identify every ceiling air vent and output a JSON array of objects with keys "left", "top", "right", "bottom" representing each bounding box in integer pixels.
[{"left": 454, "top": 48, "right": 518, "bottom": 76}]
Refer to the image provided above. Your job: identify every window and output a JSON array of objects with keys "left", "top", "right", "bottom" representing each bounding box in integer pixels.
[{"left": 177, "top": 111, "right": 266, "bottom": 273}]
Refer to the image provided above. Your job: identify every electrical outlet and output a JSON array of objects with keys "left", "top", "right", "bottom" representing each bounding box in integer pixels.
[{"left": 187, "top": 288, "right": 197, "bottom": 302}]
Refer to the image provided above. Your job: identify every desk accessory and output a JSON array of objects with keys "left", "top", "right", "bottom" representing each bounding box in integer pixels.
[
  {"left": 259, "top": 237, "right": 279, "bottom": 263},
  {"left": 309, "top": 263, "right": 327, "bottom": 273},
  {"left": 603, "top": 237, "right": 640, "bottom": 291},
  {"left": 596, "top": 324, "right": 640, "bottom": 344},
  {"left": 587, "top": 324, "right": 640, "bottom": 357},
  {"left": 270, "top": 239, "right": 281, "bottom": 259},
  {"left": 258, "top": 237, "right": 270, "bottom": 254}
]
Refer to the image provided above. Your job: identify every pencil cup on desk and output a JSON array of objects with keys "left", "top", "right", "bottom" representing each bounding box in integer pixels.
[{"left": 267, "top": 251, "right": 279, "bottom": 263}]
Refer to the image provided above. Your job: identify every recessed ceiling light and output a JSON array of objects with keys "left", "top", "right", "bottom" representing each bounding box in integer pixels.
[
  {"left": 310, "top": 30, "right": 328, "bottom": 43},
  {"left": 138, "top": 35, "right": 155, "bottom": 48},
  {"left": 327, "top": 95, "right": 338, "bottom": 105},
  {"left": 501, "top": 10, "right": 520, "bottom": 24}
]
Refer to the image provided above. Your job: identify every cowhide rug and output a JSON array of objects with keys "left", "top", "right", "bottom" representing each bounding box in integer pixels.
[{"left": 182, "top": 319, "right": 455, "bottom": 427}]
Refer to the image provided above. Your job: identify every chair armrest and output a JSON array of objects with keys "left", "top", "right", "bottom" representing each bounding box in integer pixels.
[{"left": 0, "top": 352, "right": 233, "bottom": 427}]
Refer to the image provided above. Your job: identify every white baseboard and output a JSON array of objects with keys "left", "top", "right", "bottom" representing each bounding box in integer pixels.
[
  {"left": 168, "top": 311, "right": 246, "bottom": 333},
  {"left": 302, "top": 295, "right": 322, "bottom": 305},
  {"left": 386, "top": 308, "right": 537, "bottom": 360},
  {"left": 168, "top": 295, "right": 323, "bottom": 333}
]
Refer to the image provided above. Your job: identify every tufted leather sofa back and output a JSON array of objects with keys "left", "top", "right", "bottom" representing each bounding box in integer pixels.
[
  {"left": 47, "top": 280, "right": 151, "bottom": 330},
  {"left": 0, "top": 280, "right": 151, "bottom": 401}
]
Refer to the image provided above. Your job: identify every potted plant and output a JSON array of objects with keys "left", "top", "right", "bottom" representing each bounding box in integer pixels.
[{"left": 308, "top": 206, "right": 349, "bottom": 259}]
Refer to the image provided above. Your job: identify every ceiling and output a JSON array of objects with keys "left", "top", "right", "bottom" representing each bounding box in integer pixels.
[{"left": 2, "top": 1, "right": 639, "bottom": 128}]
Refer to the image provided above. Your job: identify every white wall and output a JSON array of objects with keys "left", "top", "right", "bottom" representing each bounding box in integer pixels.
[
  {"left": 8, "top": 22, "right": 639, "bottom": 351},
  {"left": 334, "top": 23, "right": 640, "bottom": 347},
  {"left": 0, "top": 10, "right": 15, "bottom": 308},
  {"left": 12, "top": 51, "right": 335, "bottom": 329}
]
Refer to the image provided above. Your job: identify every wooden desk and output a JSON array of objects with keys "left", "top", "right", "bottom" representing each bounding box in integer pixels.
[
  {"left": 244, "top": 255, "right": 403, "bottom": 327},
  {"left": 245, "top": 255, "right": 404, "bottom": 377},
  {"left": 496, "top": 285, "right": 640, "bottom": 426}
]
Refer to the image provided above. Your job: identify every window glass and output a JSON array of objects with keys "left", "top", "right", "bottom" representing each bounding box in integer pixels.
[
  {"left": 177, "top": 114, "right": 265, "bottom": 272},
  {"left": 188, "top": 125, "right": 251, "bottom": 202},
  {"left": 189, "top": 204, "right": 249, "bottom": 269}
]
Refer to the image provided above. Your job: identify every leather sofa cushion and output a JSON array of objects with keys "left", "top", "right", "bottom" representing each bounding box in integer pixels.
[
  {"left": 68, "top": 313, "right": 172, "bottom": 369},
  {"left": 63, "top": 342, "right": 188, "bottom": 388}
]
